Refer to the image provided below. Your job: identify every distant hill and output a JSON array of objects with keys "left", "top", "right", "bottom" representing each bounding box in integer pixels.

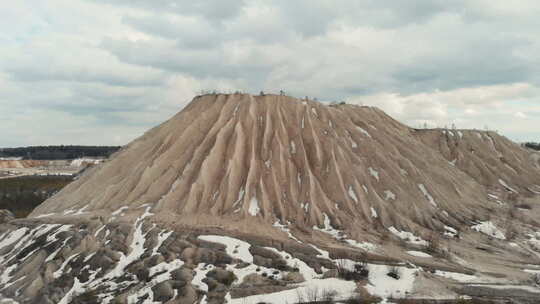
[{"left": 0, "top": 145, "right": 121, "bottom": 160}]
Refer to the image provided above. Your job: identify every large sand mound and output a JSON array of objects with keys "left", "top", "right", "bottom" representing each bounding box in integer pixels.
[{"left": 31, "top": 94, "right": 540, "bottom": 236}]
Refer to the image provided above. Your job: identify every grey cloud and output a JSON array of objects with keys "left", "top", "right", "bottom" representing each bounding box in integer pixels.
[
  {"left": 2, "top": 0, "right": 540, "bottom": 146},
  {"left": 90, "top": 0, "right": 247, "bottom": 22}
]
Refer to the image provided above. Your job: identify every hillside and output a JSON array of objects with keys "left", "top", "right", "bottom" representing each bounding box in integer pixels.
[
  {"left": 0, "top": 175, "right": 73, "bottom": 217},
  {"left": 1, "top": 93, "right": 540, "bottom": 304}
]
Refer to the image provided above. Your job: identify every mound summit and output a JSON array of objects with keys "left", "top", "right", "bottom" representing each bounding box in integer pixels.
[{"left": 2, "top": 93, "right": 540, "bottom": 303}]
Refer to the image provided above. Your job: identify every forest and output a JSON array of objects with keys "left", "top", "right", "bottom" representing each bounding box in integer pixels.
[{"left": 0, "top": 145, "right": 121, "bottom": 160}]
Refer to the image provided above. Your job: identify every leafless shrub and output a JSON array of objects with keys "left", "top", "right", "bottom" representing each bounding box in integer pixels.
[
  {"left": 321, "top": 289, "right": 338, "bottom": 303},
  {"left": 295, "top": 288, "right": 305, "bottom": 303},
  {"left": 336, "top": 259, "right": 369, "bottom": 281},
  {"left": 387, "top": 265, "right": 401, "bottom": 280},
  {"left": 305, "top": 286, "right": 320, "bottom": 302}
]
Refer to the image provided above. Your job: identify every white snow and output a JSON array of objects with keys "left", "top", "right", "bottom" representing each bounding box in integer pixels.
[
  {"left": 499, "top": 179, "right": 518, "bottom": 193},
  {"left": 388, "top": 227, "right": 428, "bottom": 246},
  {"left": 348, "top": 186, "right": 358, "bottom": 203},
  {"left": 356, "top": 126, "right": 372, "bottom": 138},
  {"left": 58, "top": 277, "right": 85, "bottom": 304},
  {"left": 444, "top": 225, "right": 458, "bottom": 238},
  {"left": 103, "top": 206, "right": 154, "bottom": 279},
  {"left": 273, "top": 220, "right": 301, "bottom": 242},
  {"left": 407, "top": 251, "right": 432, "bottom": 258},
  {"left": 309, "top": 244, "right": 330, "bottom": 260},
  {"left": 418, "top": 184, "right": 438, "bottom": 207},
  {"left": 128, "top": 259, "right": 185, "bottom": 304},
  {"left": 350, "top": 138, "right": 358, "bottom": 148},
  {"left": 151, "top": 230, "right": 173, "bottom": 256},
  {"left": 264, "top": 247, "right": 318, "bottom": 280},
  {"left": 362, "top": 184, "right": 369, "bottom": 193},
  {"left": 0, "top": 264, "right": 17, "bottom": 286},
  {"left": 228, "top": 278, "right": 357, "bottom": 304},
  {"left": 365, "top": 264, "right": 418, "bottom": 299},
  {"left": 345, "top": 239, "right": 377, "bottom": 252},
  {"left": 0, "top": 228, "right": 28, "bottom": 255},
  {"left": 371, "top": 207, "right": 378, "bottom": 218},
  {"left": 198, "top": 235, "right": 253, "bottom": 263},
  {"left": 226, "top": 263, "right": 282, "bottom": 286},
  {"left": 63, "top": 205, "right": 89, "bottom": 216},
  {"left": 313, "top": 213, "right": 343, "bottom": 239},
  {"left": 111, "top": 206, "right": 128, "bottom": 216},
  {"left": 45, "top": 235, "right": 72, "bottom": 263},
  {"left": 471, "top": 221, "right": 506, "bottom": 240},
  {"left": 368, "top": 167, "right": 380, "bottom": 181},
  {"left": 487, "top": 193, "right": 499, "bottom": 200},
  {"left": 290, "top": 141, "right": 296, "bottom": 154},
  {"left": 192, "top": 263, "right": 215, "bottom": 292},
  {"left": 34, "top": 213, "right": 56, "bottom": 218},
  {"left": 233, "top": 187, "right": 245, "bottom": 208},
  {"left": 70, "top": 158, "right": 104, "bottom": 167},
  {"left": 384, "top": 190, "right": 396, "bottom": 201},
  {"left": 434, "top": 270, "right": 478, "bottom": 282},
  {"left": 248, "top": 196, "right": 260, "bottom": 216},
  {"left": 53, "top": 253, "right": 80, "bottom": 279}
]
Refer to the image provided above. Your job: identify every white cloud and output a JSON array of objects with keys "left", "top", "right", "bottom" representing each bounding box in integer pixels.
[
  {"left": 348, "top": 83, "right": 540, "bottom": 140},
  {"left": 1, "top": 0, "right": 540, "bottom": 146}
]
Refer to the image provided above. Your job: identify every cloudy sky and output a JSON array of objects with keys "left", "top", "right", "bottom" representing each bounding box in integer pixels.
[{"left": 1, "top": 0, "right": 539, "bottom": 147}]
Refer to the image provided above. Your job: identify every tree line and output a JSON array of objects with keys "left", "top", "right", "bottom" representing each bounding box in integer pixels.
[
  {"left": 524, "top": 142, "right": 540, "bottom": 151},
  {"left": 0, "top": 145, "right": 121, "bottom": 160}
]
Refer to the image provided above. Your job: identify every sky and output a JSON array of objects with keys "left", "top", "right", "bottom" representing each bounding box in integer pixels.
[{"left": 1, "top": 0, "right": 539, "bottom": 147}]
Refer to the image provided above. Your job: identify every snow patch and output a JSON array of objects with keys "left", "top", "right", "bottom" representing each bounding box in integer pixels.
[
  {"left": 248, "top": 196, "right": 260, "bottom": 216},
  {"left": 499, "top": 179, "right": 518, "bottom": 193},
  {"left": 471, "top": 221, "right": 506, "bottom": 240},
  {"left": 365, "top": 264, "right": 418, "bottom": 300},
  {"left": 388, "top": 227, "right": 428, "bottom": 246},
  {"left": 418, "top": 184, "right": 437, "bottom": 207},
  {"left": 273, "top": 220, "right": 301, "bottom": 243},
  {"left": 371, "top": 207, "right": 378, "bottom": 218},
  {"left": 407, "top": 251, "right": 432, "bottom": 258},
  {"left": 313, "top": 213, "right": 343, "bottom": 239},
  {"left": 356, "top": 126, "right": 372, "bottom": 138},
  {"left": 348, "top": 186, "right": 358, "bottom": 203},
  {"left": 444, "top": 225, "right": 458, "bottom": 238},
  {"left": 198, "top": 235, "right": 253, "bottom": 263},
  {"left": 368, "top": 167, "right": 380, "bottom": 181},
  {"left": 345, "top": 239, "right": 377, "bottom": 252},
  {"left": 434, "top": 270, "right": 477, "bottom": 282},
  {"left": 384, "top": 190, "right": 396, "bottom": 201}
]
